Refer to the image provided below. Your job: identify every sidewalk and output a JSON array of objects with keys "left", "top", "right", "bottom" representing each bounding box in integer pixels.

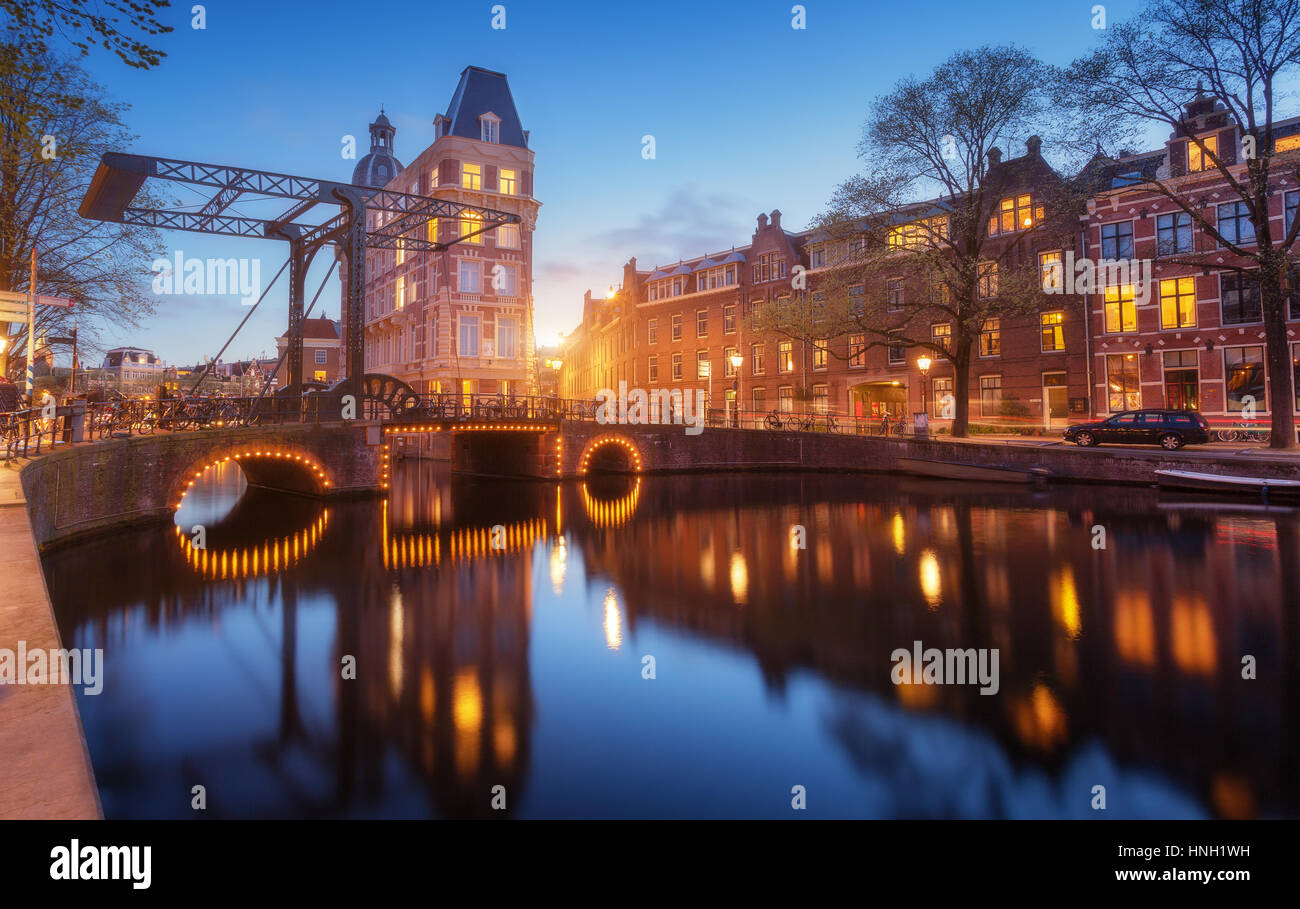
[
  {"left": 930, "top": 432, "right": 1300, "bottom": 460},
  {"left": 0, "top": 458, "right": 102, "bottom": 819}
]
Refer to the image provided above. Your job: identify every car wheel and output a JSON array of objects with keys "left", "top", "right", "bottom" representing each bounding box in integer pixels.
[
  {"left": 1160, "top": 433, "right": 1184, "bottom": 450},
  {"left": 1075, "top": 431, "right": 1096, "bottom": 447}
]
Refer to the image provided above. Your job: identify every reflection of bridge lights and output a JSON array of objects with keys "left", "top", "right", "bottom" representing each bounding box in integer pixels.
[
  {"left": 549, "top": 538, "right": 567, "bottom": 594},
  {"left": 919, "top": 549, "right": 942, "bottom": 609},
  {"left": 178, "top": 448, "right": 332, "bottom": 510},
  {"left": 603, "top": 588, "right": 623, "bottom": 651},
  {"left": 729, "top": 551, "right": 748, "bottom": 605},
  {"left": 579, "top": 478, "right": 641, "bottom": 528},
  {"left": 891, "top": 512, "right": 906, "bottom": 555},
  {"left": 578, "top": 435, "right": 642, "bottom": 475},
  {"left": 381, "top": 515, "right": 548, "bottom": 569},
  {"left": 175, "top": 509, "right": 329, "bottom": 579}
]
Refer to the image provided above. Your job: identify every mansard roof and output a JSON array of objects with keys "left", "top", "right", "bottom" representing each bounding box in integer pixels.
[{"left": 442, "top": 66, "right": 528, "bottom": 148}]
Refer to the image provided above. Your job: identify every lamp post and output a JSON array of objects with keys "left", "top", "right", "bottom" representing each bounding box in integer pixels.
[
  {"left": 729, "top": 352, "right": 744, "bottom": 427},
  {"left": 917, "top": 355, "right": 932, "bottom": 415}
]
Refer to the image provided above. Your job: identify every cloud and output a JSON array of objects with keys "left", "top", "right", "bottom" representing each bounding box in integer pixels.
[{"left": 593, "top": 184, "right": 752, "bottom": 266}]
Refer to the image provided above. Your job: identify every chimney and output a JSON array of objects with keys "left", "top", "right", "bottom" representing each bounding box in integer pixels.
[
  {"left": 757, "top": 212, "right": 768, "bottom": 230},
  {"left": 1026, "top": 135, "right": 1042, "bottom": 157},
  {"left": 770, "top": 209, "right": 782, "bottom": 230},
  {"left": 986, "top": 147, "right": 1002, "bottom": 166}
]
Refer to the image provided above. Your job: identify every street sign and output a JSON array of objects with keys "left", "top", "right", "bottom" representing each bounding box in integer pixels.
[{"left": 0, "top": 290, "right": 74, "bottom": 307}]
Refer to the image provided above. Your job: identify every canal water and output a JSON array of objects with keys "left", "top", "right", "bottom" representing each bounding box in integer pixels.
[{"left": 42, "top": 460, "right": 1300, "bottom": 818}]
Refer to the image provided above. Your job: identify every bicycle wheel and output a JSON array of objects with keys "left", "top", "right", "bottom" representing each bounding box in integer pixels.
[{"left": 764, "top": 414, "right": 781, "bottom": 431}]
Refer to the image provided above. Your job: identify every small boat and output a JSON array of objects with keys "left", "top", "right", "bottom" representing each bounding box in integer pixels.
[
  {"left": 896, "top": 457, "right": 1046, "bottom": 484},
  {"left": 1154, "top": 469, "right": 1300, "bottom": 498}
]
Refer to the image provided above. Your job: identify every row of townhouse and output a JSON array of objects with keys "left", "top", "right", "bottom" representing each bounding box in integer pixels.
[{"left": 560, "top": 93, "right": 1300, "bottom": 435}]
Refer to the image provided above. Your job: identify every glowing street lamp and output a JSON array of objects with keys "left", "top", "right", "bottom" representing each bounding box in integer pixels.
[{"left": 916, "top": 355, "right": 932, "bottom": 416}]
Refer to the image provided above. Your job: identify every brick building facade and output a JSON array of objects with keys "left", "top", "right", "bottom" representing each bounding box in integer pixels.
[{"left": 357, "top": 67, "right": 540, "bottom": 399}]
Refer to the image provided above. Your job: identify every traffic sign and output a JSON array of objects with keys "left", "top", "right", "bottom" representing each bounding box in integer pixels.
[{"left": 37, "top": 295, "right": 74, "bottom": 308}]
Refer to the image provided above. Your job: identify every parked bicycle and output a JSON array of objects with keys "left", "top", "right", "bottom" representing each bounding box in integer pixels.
[
  {"left": 876, "top": 413, "right": 906, "bottom": 436},
  {"left": 1215, "top": 420, "right": 1272, "bottom": 443}
]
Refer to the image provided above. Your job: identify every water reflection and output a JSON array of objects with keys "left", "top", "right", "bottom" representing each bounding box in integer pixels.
[{"left": 42, "top": 462, "right": 1300, "bottom": 819}]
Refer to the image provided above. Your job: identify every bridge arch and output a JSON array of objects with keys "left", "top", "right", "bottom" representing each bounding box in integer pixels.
[
  {"left": 172, "top": 445, "right": 334, "bottom": 511},
  {"left": 577, "top": 435, "right": 643, "bottom": 475}
]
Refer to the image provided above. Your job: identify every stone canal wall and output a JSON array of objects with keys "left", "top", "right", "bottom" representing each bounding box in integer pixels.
[
  {"left": 555, "top": 422, "right": 1300, "bottom": 484},
  {"left": 21, "top": 421, "right": 383, "bottom": 549}
]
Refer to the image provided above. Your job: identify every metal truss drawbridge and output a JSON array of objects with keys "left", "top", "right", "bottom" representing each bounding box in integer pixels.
[{"left": 79, "top": 152, "right": 520, "bottom": 394}]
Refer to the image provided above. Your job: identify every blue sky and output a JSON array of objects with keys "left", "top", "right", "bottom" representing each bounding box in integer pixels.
[{"left": 76, "top": 0, "right": 1146, "bottom": 366}]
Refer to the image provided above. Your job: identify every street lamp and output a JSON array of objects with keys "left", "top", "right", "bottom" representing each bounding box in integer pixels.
[
  {"left": 916, "top": 355, "right": 932, "bottom": 417},
  {"left": 729, "top": 352, "right": 744, "bottom": 427}
]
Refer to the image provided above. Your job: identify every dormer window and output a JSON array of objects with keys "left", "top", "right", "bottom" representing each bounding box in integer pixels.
[
  {"left": 1188, "top": 134, "right": 1218, "bottom": 172},
  {"left": 479, "top": 112, "right": 501, "bottom": 144}
]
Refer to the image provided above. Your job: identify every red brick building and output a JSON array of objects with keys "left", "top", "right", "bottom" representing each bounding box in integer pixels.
[
  {"left": 1080, "top": 98, "right": 1300, "bottom": 431},
  {"left": 275, "top": 316, "right": 342, "bottom": 388},
  {"left": 561, "top": 138, "right": 1091, "bottom": 432}
]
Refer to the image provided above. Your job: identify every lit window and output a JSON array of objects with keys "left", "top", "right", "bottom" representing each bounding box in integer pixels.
[
  {"left": 849, "top": 334, "right": 866, "bottom": 367},
  {"left": 979, "top": 319, "right": 1001, "bottom": 357},
  {"left": 671, "top": 352, "right": 683, "bottom": 381},
  {"left": 697, "top": 350, "right": 709, "bottom": 379},
  {"left": 1039, "top": 251, "right": 1063, "bottom": 292},
  {"left": 751, "top": 343, "right": 766, "bottom": 375},
  {"left": 931, "top": 322, "right": 951, "bottom": 352},
  {"left": 813, "top": 339, "right": 828, "bottom": 369},
  {"left": 1159, "top": 277, "right": 1197, "bottom": 329},
  {"left": 499, "top": 168, "right": 517, "bottom": 194},
  {"left": 1040, "top": 312, "right": 1065, "bottom": 351},
  {"left": 1188, "top": 134, "right": 1218, "bottom": 172},
  {"left": 1103, "top": 283, "right": 1136, "bottom": 333},
  {"left": 724, "top": 347, "right": 738, "bottom": 377},
  {"left": 992, "top": 194, "right": 1036, "bottom": 234},
  {"left": 461, "top": 162, "right": 482, "bottom": 190},
  {"left": 778, "top": 386, "right": 794, "bottom": 413},
  {"left": 1225, "top": 346, "right": 1266, "bottom": 412},
  {"left": 778, "top": 341, "right": 794, "bottom": 372},
  {"left": 460, "top": 211, "right": 483, "bottom": 244},
  {"left": 696, "top": 310, "right": 708, "bottom": 338}
]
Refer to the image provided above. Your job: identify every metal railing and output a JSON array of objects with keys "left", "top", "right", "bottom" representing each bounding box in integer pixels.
[{"left": 1, "top": 395, "right": 334, "bottom": 459}]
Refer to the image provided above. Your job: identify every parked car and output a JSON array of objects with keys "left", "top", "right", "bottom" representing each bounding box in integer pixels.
[{"left": 1063, "top": 409, "right": 1211, "bottom": 450}]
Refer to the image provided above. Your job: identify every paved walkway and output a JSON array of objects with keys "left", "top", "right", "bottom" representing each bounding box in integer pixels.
[{"left": 0, "top": 459, "right": 101, "bottom": 819}]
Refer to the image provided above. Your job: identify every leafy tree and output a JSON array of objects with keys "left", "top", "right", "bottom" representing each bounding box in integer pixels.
[
  {"left": 0, "top": 48, "right": 164, "bottom": 382},
  {"left": 1, "top": 0, "right": 172, "bottom": 73},
  {"left": 1065, "top": 0, "right": 1300, "bottom": 448}
]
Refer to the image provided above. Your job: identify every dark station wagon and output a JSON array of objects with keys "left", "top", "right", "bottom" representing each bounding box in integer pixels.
[{"left": 1063, "top": 409, "right": 1212, "bottom": 450}]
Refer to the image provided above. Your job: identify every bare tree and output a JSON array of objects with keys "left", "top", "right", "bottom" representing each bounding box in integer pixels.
[
  {"left": 1065, "top": 0, "right": 1300, "bottom": 448},
  {"left": 784, "top": 46, "right": 1082, "bottom": 436},
  {"left": 0, "top": 48, "right": 165, "bottom": 381}
]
